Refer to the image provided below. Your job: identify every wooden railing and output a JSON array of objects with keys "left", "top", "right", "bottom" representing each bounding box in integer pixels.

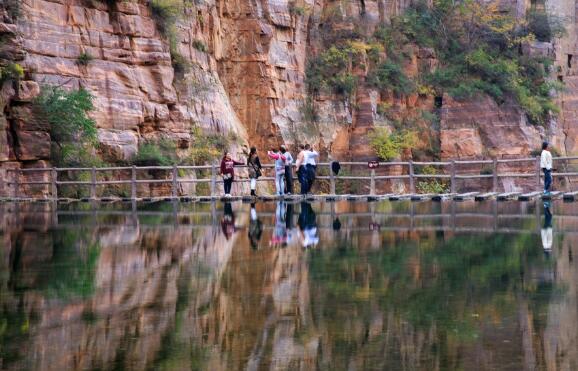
[{"left": 3, "top": 156, "right": 578, "bottom": 200}]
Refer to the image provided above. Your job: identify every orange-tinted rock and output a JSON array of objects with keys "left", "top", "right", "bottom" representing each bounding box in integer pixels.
[{"left": 15, "top": 130, "right": 51, "bottom": 161}]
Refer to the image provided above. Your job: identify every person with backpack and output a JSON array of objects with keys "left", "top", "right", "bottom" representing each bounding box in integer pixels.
[
  {"left": 268, "top": 147, "right": 287, "bottom": 196},
  {"left": 280, "top": 145, "right": 294, "bottom": 195},
  {"left": 247, "top": 147, "right": 263, "bottom": 197}
]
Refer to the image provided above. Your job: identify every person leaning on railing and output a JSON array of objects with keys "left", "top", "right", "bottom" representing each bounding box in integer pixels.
[{"left": 220, "top": 152, "right": 244, "bottom": 197}]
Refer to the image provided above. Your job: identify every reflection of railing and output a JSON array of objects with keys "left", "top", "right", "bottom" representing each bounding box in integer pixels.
[
  {"left": 4, "top": 156, "right": 578, "bottom": 199},
  {"left": 2, "top": 202, "right": 574, "bottom": 234}
]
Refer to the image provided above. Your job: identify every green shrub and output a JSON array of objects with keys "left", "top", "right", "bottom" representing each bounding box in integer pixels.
[
  {"left": 0, "top": 63, "right": 24, "bottom": 83},
  {"left": 305, "top": 46, "right": 359, "bottom": 98},
  {"left": 2, "top": 0, "right": 20, "bottom": 19},
  {"left": 150, "top": 0, "right": 182, "bottom": 37},
  {"left": 188, "top": 127, "right": 229, "bottom": 164},
  {"left": 192, "top": 39, "right": 207, "bottom": 52},
  {"left": 132, "top": 139, "right": 178, "bottom": 166},
  {"left": 369, "top": 128, "right": 416, "bottom": 161},
  {"left": 76, "top": 52, "right": 94, "bottom": 66},
  {"left": 35, "top": 86, "right": 97, "bottom": 145},
  {"left": 527, "top": 10, "right": 566, "bottom": 42},
  {"left": 416, "top": 165, "right": 449, "bottom": 194},
  {"left": 367, "top": 60, "right": 414, "bottom": 95}
]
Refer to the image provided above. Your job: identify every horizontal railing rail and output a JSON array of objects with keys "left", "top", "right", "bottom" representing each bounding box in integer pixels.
[{"left": 3, "top": 155, "right": 578, "bottom": 200}]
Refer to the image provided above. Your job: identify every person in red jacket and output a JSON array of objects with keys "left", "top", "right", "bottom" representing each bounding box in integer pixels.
[{"left": 220, "top": 152, "right": 244, "bottom": 197}]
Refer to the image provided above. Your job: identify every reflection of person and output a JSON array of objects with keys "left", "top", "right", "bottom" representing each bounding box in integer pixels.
[
  {"left": 540, "top": 141, "right": 553, "bottom": 194},
  {"left": 285, "top": 203, "right": 297, "bottom": 245},
  {"left": 541, "top": 201, "right": 553, "bottom": 254},
  {"left": 220, "top": 152, "right": 244, "bottom": 197},
  {"left": 298, "top": 202, "right": 319, "bottom": 248},
  {"left": 248, "top": 203, "right": 263, "bottom": 249},
  {"left": 271, "top": 201, "right": 288, "bottom": 247},
  {"left": 221, "top": 202, "right": 236, "bottom": 240}
]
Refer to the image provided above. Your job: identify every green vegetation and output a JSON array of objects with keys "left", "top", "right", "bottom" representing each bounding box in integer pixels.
[
  {"left": 76, "top": 52, "right": 94, "bottom": 66},
  {"left": 305, "top": 0, "right": 564, "bottom": 128},
  {"left": 188, "top": 126, "right": 228, "bottom": 164},
  {"left": 0, "top": 63, "right": 24, "bottom": 84},
  {"left": 379, "top": 0, "right": 564, "bottom": 125},
  {"left": 192, "top": 39, "right": 207, "bottom": 53},
  {"left": 35, "top": 86, "right": 97, "bottom": 146},
  {"left": 368, "top": 127, "right": 416, "bottom": 161},
  {"left": 150, "top": 0, "right": 190, "bottom": 77},
  {"left": 527, "top": 10, "right": 566, "bottom": 42},
  {"left": 416, "top": 165, "right": 449, "bottom": 193},
  {"left": 367, "top": 60, "right": 414, "bottom": 94},
  {"left": 308, "top": 232, "right": 555, "bottom": 367},
  {"left": 305, "top": 45, "right": 359, "bottom": 98},
  {"left": 1, "top": 0, "right": 20, "bottom": 19},
  {"left": 34, "top": 86, "right": 101, "bottom": 168},
  {"left": 132, "top": 139, "right": 179, "bottom": 166}
]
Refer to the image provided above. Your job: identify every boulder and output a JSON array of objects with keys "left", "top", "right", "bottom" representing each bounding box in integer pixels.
[
  {"left": 14, "top": 81, "right": 40, "bottom": 102},
  {"left": 98, "top": 129, "right": 138, "bottom": 162},
  {"left": 15, "top": 130, "right": 51, "bottom": 160}
]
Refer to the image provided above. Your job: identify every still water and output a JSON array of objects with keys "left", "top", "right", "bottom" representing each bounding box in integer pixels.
[{"left": 0, "top": 200, "right": 576, "bottom": 370}]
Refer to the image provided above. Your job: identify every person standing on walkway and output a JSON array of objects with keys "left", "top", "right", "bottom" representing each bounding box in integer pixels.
[
  {"left": 268, "top": 148, "right": 287, "bottom": 196},
  {"left": 304, "top": 144, "right": 319, "bottom": 194},
  {"left": 247, "top": 147, "right": 263, "bottom": 197},
  {"left": 220, "top": 152, "right": 244, "bottom": 197},
  {"left": 281, "top": 145, "right": 294, "bottom": 195},
  {"left": 295, "top": 144, "right": 308, "bottom": 195},
  {"left": 541, "top": 141, "right": 553, "bottom": 194}
]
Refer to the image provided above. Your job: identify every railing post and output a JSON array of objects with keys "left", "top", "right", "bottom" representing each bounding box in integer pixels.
[
  {"left": 450, "top": 160, "right": 456, "bottom": 194},
  {"left": 535, "top": 156, "right": 541, "bottom": 191},
  {"left": 210, "top": 162, "right": 216, "bottom": 197},
  {"left": 329, "top": 163, "right": 336, "bottom": 195},
  {"left": 14, "top": 168, "right": 19, "bottom": 199},
  {"left": 370, "top": 169, "right": 376, "bottom": 195},
  {"left": 408, "top": 160, "right": 415, "bottom": 193},
  {"left": 90, "top": 167, "right": 97, "bottom": 199},
  {"left": 51, "top": 167, "right": 58, "bottom": 200},
  {"left": 492, "top": 158, "right": 498, "bottom": 192},
  {"left": 172, "top": 165, "right": 178, "bottom": 198},
  {"left": 131, "top": 166, "right": 137, "bottom": 200}
]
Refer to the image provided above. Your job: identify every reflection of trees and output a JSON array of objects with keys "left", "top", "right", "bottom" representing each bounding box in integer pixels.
[{"left": 308, "top": 233, "right": 556, "bottom": 370}]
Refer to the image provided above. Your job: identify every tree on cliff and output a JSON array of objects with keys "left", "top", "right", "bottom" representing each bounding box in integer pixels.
[{"left": 34, "top": 86, "right": 99, "bottom": 167}]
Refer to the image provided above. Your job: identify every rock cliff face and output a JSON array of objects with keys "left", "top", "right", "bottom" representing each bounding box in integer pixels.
[{"left": 1, "top": 0, "right": 578, "bottom": 195}]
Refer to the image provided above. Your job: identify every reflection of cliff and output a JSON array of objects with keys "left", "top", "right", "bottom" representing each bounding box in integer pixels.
[
  {"left": 0, "top": 213, "right": 237, "bottom": 371},
  {"left": 1, "top": 201, "right": 578, "bottom": 370}
]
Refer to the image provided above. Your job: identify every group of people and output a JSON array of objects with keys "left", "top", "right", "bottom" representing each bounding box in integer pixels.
[{"left": 220, "top": 144, "right": 319, "bottom": 197}]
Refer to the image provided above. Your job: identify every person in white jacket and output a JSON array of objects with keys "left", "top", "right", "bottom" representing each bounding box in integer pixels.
[{"left": 540, "top": 141, "right": 553, "bottom": 193}]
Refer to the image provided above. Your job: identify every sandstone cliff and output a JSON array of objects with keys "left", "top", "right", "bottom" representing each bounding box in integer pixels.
[{"left": 0, "top": 0, "right": 577, "bottom": 195}]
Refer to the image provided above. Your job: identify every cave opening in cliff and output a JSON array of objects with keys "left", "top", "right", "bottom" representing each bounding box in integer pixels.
[
  {"left": 434, "top": 96, "right": 443, "bottom": 109},
  {"left": 568, "top": 54, "right": 573, "bottom": 69}
]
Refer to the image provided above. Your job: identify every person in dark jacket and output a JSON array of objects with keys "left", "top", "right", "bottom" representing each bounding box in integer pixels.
[
  {"left": 247, "top": 147, "right": 263, "bottom": 197},
  {"left": 220, "top": 152, "right": 244, "bottom": 197},
  {"left": 281, "top": 145, "right": 294, "bottom": 194}
]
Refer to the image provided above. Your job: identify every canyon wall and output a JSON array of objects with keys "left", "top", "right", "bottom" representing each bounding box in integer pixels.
[{"left": 1, "top": 0, "right": 577, "bottom": 196}]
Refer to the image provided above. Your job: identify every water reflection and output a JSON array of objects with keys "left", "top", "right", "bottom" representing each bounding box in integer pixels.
[
  {"left": 542, "top": 201, "right": 553, "bottom": 255},
  {"left": 0, "top": 200, "right": 576, "bottom": 370}
]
